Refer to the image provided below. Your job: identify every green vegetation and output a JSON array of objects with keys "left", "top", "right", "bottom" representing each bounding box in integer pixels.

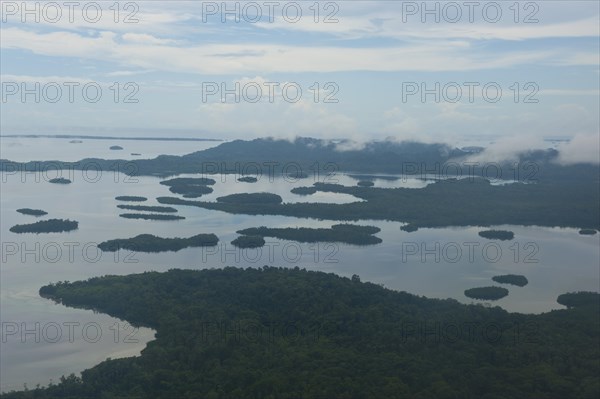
[
  {"left": 98, "top": 233, "right": 218, "bottom": 252},
  {"left": 237, "top": 224, "right": 381, "bottom": 245},
  {"left": 49, "top": 177, "right": 71, "bottom": 184},
  {"left": 479, "top": 230, "right": 515, "bottom": 240},
  {"left": 168, "top": 184, "right": 213, "bottom": 198},
  {"left": 119, "top": 213, "right": 185, "bottom": 221},
  {"left": 16, "top": 208, "right": 47, "bottom": 216},
  {"left": 3, "top": 138, "right": 599, "bottom": 229},
  {"left": 117, "top": 205, "right": 178, "bottom": 213},
  {"left": 217, "top": 192, "right": 283, "bottom": 204},
  {"left": 115, "top": 196, "right": 147, "bottom": 202},
  {"left": 160, "top": 177, "right": 216, "bottom": 186},
  {"left": 579, "top": 229, "right": 598, "bottom": 235},
  {"left": 160, "top": 177, "right": 215, "bottom": 198},
  {"left": 1, "top": 267, "right": 596, "bottom": 398},
  {"left": 464, "top": 286, "right": 509, "bottom": 301},
  {"left": 492, "top": 275, "right": 529, "bottom": 287},
  {"left": 109, "top": 145, "right": 123, "bottom": 150},
  {"left": 9, "top": 219, "right": 78, "bottom": 234},
  {"left": 157, "top": 177, "right": 599, "bottom": 230},
  {"left": 231, "top": 235, "right": 265, "bottom": 248},
  {"left": 357, "top": 180, "right": 374, "bottom": 187},
  {"left": 291, "top": 186, "right": 317, "bottom": 195},
  {"left": 557, "top": 291, "right": 600, "bottom": 309},
  {"left": 238, "top": 176, "right": 258, "bottom": 183}
]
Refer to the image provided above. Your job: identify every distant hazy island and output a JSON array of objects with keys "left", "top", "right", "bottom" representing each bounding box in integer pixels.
[
  {"left": 98, "top": 233, "right": 218, "bottom": 252},
  {"left": 119, "top": 213, "right": 185, "bottom": 221},
  {"left": 478, "top": 230, "right": 515, "bottom": 240},
  {"left": 357, "top": 180, "right": 374, "bottom": 187},
  {"left": 110, "top": 145, "right": 123, "bottom": 150},
  {"left": 49, "top": 177, "right": 71, "bottom": 184},
  {"left": 231, "top": 235, "right": 266, "bottom": 248},
  {"left": 557, "top": 291, "right": 600, "bottom": 309},
  {"left": 349, "top": 174, "right": 399, "bottom": 181},
  {"left": 492, "top": 274, "right": 528, "bottom": 287},
  {"left": 117, "top": 205, "right": 178, "bottom": 213},
  {"left": 115, "top": 196, "right": 147, "bottom": 202},
  {"left": 579, "top": 229, "right": 597, "bottom": 235},
  {"left": 464, "top": 286, "right": 509, "bottom": 300},
  {"left": 11, "top": 267, "right": 596, "bottom": 398},
  {"left": 9, "top": 219, "right": 78, "bottom": 234},
  {"left": 238, "top": 176, "right": 258, "bottom": 183},
  {"left": 400, "top": 224, "right": 418, "bottom": 232},
  {"left": 291, "top": 186, "right": 317, "bottom": 195},
  {"left": 237, "top": 224, "right": 382, "bottom": 246},
  {"left": 16, "top": 208, "right": 47, "bottom": 216},
  {"left": 131, "top": 153, "right": 141, "bottom": 156},
  {"left": 3, "top": 137, "right": 599, "bottom": 229}
]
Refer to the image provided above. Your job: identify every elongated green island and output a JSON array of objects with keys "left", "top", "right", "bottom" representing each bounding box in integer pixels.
[
  {"left": 291, "top": 186, "right": 317, "bottom": 195},
  {"left": 238, "top": 176, "right": 258, "bottom": 183},
  {"left": 16, "top": 208, "right": 48, "bottom": 216},
  {"left": 478, "top": 230, "right": 514, "bottom": 240},
  {"left": 464, "top": 286, "right": 509, "bottom": 300},
  {"left": 49, "top": 177, "right": 71, "bottom": 184},
  {"left": 4, "top": 267, "right": 594, "bottom": 398},
  {"left": 116, "top": 204, "right": 178, "bottom": 213},
  {"left": 119, "top": 213, "right": 185, "bottom": 221},
  {"left": 492, "top": 274, "right": 528, "bottom": 287},
  {"left": 115, "top": 196, "right": 147, "bottom": 202},
  {"left": 98, "top": 233, "right": 218, "bottom": 252},
  {"left": 9, "top": 219, "right": 78, "bottom": 234},
  {"left": 237, "top": 224, "right": 382, "bottom": 245}
]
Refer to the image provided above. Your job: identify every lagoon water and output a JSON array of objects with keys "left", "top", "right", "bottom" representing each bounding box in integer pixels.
[{"left": 1, "top": 137, "right": 599, "bottom": 392}]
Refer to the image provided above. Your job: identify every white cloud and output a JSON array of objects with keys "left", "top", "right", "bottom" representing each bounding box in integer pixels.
[{"left": 557, "top": 133, "right": 600, "bottom": 164}]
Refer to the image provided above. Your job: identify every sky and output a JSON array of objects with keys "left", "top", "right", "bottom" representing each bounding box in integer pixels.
[{"left": 0, "top": 0, "right": 599, "bottom": 158}]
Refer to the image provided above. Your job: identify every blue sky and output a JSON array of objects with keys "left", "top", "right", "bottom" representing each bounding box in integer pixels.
[{"left": 1, "top": 1, "right": 598, "bottom": 160}]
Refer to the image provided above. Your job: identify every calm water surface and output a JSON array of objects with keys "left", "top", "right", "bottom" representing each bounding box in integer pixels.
[{"left": 1, "top": 138, "right": 598, "bottom": 391}]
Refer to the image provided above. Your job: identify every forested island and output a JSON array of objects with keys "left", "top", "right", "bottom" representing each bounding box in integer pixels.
[
  {"left": 160, "top": 177, "right": 215, "bottom": 198},
  {"left": 291, "top": 186, "right": 317, "bottom": 195},
  {"left": 109, "top": 145, "right": 123, "bottom": 150},
  {"left": 217, "top": 193, "right": 283, "bottom": 204},
  {"left": 400, "top": 224, "right": 419, "bottom": 232},
  {"left": 48, "top": 177, "right": 71, "bottom": 184},
  {"left": 9, "top": 219, "right": 78, "bottom": 234},
  {"left": 117, "top": 204, "right": 178, "bottom": 213},
  {"left": 231, "top": 235, "right": 266, "bottom": 248},
  {"left": 479, "top": 230, "right": 515, "bottom": 240},
  {"left": 238, "top": 176, "right": 258, "bottom": 183},
  {"left": 16, "top": 208, "right": 47, "bottom": 216},
  {"left": 579, "top": 229, "right": 598, "bottom": 235},
  {"left": 3, "top": 137, "right": 598, "bottom": 229},
  {"left": 557, "top": 291, "right": 600, "bottom": 309},
  {"left": 160, "top": 177, "right": 216, "bottom": 186},
  {"left": 357, "top": 180, "right": 374, "bottom": 187},
  {"left": 119, "top": 213, "right": 185, "bottom": 221},
  {"left": 98, "top": 233, "right": 218, "bottom": 252},
  {"left": 464, "top": 286, "right": 509, "bottom": 300},
  {"left": 156, "top": 177, "right": 599, "bottom": 230},
  {"left": 237, "top": 224, "right": 382, "bottom": 245},
  {"left": 1, "top": 267, "right": 597, "bottom": 398},
  {"left": 492, "top": 275, "right": 528, "bottom": 287},
  {"left": 349, "top": 174, "right": 399, "bottom": 181},
  {"left": 115, "top": 196, "right": 147, "bottom": 202}
]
